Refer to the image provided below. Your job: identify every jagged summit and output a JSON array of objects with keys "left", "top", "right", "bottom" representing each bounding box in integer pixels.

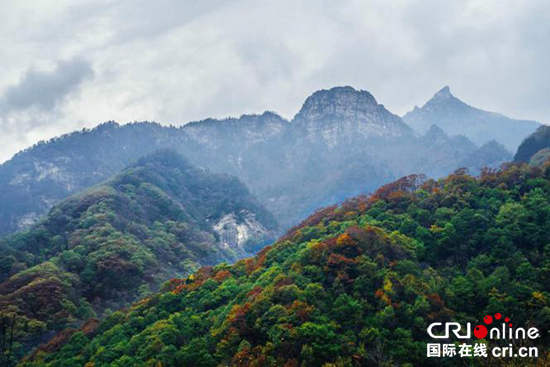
[
  {"left": 431, "top": 85, "right": 453, "bottom": 100},
  {"left": 422, "top": 86, "right": 462, "bottom": 110},
  {"left": 404, "top": 86, "right": 456, "bottom": 115},
  {"left": 403, "top": 86, "right": 540, "bottom": 151},
  {"left": 292, "top": 86, "right": 412, "bottom": 146}
]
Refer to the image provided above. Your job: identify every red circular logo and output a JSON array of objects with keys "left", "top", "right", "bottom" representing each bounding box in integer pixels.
[
  {"left": 474, "top": 325, "right": 488, "bottom": 339},
  {"left": 483, "top": 315, "right": 493, "bottom": 324}
]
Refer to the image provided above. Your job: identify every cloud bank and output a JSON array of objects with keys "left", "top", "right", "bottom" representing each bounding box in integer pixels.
[
  {"left": 0, "top": 0, "right": 549, "bottom": 162},
  {"left": 0, "top": 57, "right": 94, "bottom": 114}
]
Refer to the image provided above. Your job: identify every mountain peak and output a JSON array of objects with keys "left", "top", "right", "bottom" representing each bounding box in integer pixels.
[
  {"left": 432, "top": 85, "right": 453, "bottom": 100},
  {"left": 404, "top": 85, "right": 541, "bottom": 151},
  {"left": 292, "top": 86, "right": 411, "bottom": 144},
  {"left": 295, "top": 86, "right": 378, "bottom": 119}
]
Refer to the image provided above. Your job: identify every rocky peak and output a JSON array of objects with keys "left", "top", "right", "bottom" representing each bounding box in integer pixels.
[
  {"left": 292, "top": 86, "right": 412, "bottom": 147},
  {"left": 294, "top": 86, "right": 378, "bottom": 122},
  {"left": 404, "top": 85, "right": 541, "bottom": 151},
  {"left": 432, "top": 86, "right": 453, "bottom": 100},
  {"left": 212, "top": 210, "right": 275, "bottom": 257},
  {"left": 421, "top": 86, "right": 463, "bottom": 111}
]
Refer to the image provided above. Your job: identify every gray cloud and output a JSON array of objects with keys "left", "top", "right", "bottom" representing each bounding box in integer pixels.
[
  {"left": 0, "top": 57, "right": 94, "bottom": 114},
  {"left": 0, "top": 0, "right": 549, "bottom": 163}
]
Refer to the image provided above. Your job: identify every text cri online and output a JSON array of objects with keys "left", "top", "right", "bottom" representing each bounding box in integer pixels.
[{"left": 492, "top": 345, "right": 538, "bottom": 358}]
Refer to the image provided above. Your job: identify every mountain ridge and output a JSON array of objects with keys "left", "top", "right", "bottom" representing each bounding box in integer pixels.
[
  {"left": 0, "top": 86, "right": 511, "bottom": 235},
  {"left": 403, "top": 86, "right": 541, "bottom": 151}
]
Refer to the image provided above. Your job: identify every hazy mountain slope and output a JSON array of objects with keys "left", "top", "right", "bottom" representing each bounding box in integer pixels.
[
  {"left": 0, "top": 122, "right": 191, "bottom": 235},
  {"left": 23, "top": 163, "right": 550, "bottom": 367},
  {"left": 460, "top": 140, "right": 512, "bottom": 172},
  {"left": 0, "top": 87, "right": 510, "bottom": 235},
  {"left": 515, "top": 125, "right": 550, "bottom": 163},
  {"left": 0, "top": 150, "right": 278, "bottom": 359},
  {"left": 403, "top": 86, "right": 541, "bottom": 152}
]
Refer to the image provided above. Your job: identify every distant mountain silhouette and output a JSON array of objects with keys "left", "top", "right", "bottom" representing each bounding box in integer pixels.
[{"left": 403, "top": 86, "right": 540, "bottom": 152}]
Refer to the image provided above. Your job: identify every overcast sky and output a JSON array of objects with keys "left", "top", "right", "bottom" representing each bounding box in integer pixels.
[{"left": 0, "top": 0, "right": 549, "bottom": 162}]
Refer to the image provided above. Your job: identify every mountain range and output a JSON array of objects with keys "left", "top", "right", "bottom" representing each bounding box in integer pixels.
[
  {"left": 0, "top": 86, "right": 522, "bottom": 237},
  {"left": 0, "top": 85, "right": 548, "bottom": 365},
  {"left": 403, "top": 86, "right": 541, "bottom": 151}
]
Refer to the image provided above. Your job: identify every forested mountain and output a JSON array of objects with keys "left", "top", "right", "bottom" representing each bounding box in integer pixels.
[
  {"left": 0, "top": 122, "right": 188, "bottom": 236},
  {"left": 515, "top": 125, "right": 550, "bottom": 164},
  {"left": 21, "top": 162, "right": 550, "bottom": 366},
  {"left": 403, "top": 86, "right": 541, "bottom": 152},
  {"left": 0, "top": 87, "right": 511, "bottom": 236},
  {"left": 0, "top": 150, "right": 278, "bottom": 359}
]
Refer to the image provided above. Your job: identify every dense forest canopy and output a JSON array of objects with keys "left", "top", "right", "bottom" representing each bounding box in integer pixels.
[
  {"left": 18, "top": 161, "right": 550, "bottom": 366},
  {"left": 515, "top": 125, "right": 550, "bottom": 163}
]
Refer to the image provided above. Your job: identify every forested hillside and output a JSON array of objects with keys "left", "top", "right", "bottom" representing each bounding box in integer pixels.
[
  {"left": 0, "top": 150, "right": 278, "bottom": 360},
  {"left": 21, "top": 162, "right": 550, "bottom": 366},
  {"left": 515, "top": 125, "right": 550, "bottom": 164}
]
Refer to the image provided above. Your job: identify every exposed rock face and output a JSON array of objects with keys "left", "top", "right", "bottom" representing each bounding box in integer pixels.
[
  {"left": 184, "top": 112, "right": 288, "bottom": 148},
  {"left": 212, "top": 211, "right": 275, "bottom": 256},
  {"left": 17, "top": 212, "right": 41, "bottom": 229},
  {"left": 0, "top": 86, "right": 513, "bottom": 235},
  {"left": 403, "top": 86, "right": 540, "bottom": 152},
  {"left": 293, "top": 86, "right": 412, "bottom": 148}
]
